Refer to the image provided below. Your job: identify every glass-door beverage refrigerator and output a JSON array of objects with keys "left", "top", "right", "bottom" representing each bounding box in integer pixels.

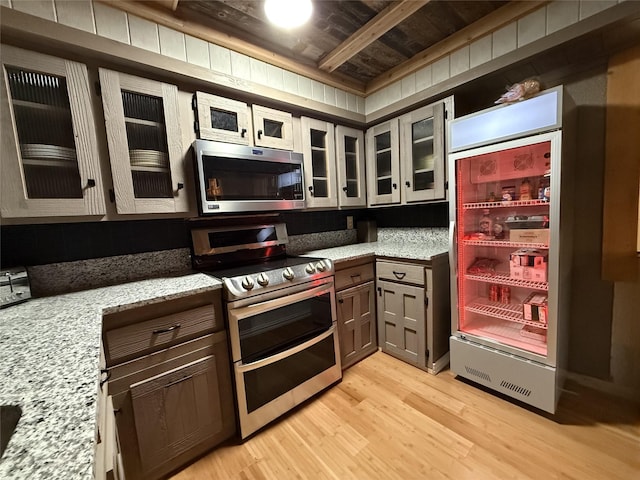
[{"left": 447, "top": 86, "right": 574, "bottom": 413}]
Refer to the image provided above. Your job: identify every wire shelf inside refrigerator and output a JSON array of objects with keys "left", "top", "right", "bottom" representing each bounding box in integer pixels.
[
  {"left": 465, "top": 297, "right": 548, "bottom": 329},
  {"left": 464, "top": 272, "right": 548, "bottom": 290},
  {"left": 460, "top": 315, "right": 547, "bottom": 357}
]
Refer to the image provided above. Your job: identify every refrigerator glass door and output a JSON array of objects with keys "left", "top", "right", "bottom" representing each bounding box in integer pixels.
[{"left": 454, "top": 138, "right": 554, "bottom": 358}]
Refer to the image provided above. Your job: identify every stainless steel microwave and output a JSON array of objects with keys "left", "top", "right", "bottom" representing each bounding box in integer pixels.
[{"left": 192, "top": 140, "right": 305, "bottom": 214}]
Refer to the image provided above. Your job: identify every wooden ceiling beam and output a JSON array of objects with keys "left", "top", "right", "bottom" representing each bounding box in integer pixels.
[
  {"left": 99, "top": 0, "right": 366, "bottom": 95},
  {"left": 366, "top": 1, "right": 549, "bottom": 94},
  {"left": 145, "top": 0, "right": 180, "bottom": 11},
  {"left": 318, "top": 0, "right": 431, "bottom": 73}
]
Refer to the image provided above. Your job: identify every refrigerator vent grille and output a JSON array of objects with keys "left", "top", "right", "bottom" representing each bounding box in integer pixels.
[
  {"left": 465, "top": 366, "right": 491, "bottom": 382},
  {"left": 500, "top": 380, "right": 531, "bottom": 397}
]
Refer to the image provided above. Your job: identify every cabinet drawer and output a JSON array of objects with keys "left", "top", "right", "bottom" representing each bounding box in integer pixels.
[
  {"left": 104, "top": 303, "right": 220, "bottom": 366},
  {"left": 376, "top": 261, "right": 425, "bottom": 286},
  {"left": 335, "top": 262, "right": 374, "bottom": 290}
]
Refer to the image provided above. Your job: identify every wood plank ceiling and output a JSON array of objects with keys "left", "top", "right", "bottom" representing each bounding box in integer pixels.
[{"left": 106, "top": 1, "right": 548, "bottom": 95}]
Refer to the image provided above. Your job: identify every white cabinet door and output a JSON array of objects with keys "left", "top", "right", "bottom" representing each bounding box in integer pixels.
[
  {"left": 400, "top": 102, "right": 445, "bottom": 203},
  {"left": 336, "top": 125, "right": 366, "bottom": 208},
  {"left": 1, "top": 46, "right": 106, "bottom": 218},
  {"left": 301, "top": 116, "right": 337, "bottom": 208},
  {"left": 366, "top": 119, "right": 400, "bottom": 206},
  {"left": 252, "top": 104, "right": 294, "bottom": 150},
  {"left": 99, "top": 68, "right": 189, "bottom": 214},
  {"left": 194, "top": 91, "right": 251, "bottom": 145}
]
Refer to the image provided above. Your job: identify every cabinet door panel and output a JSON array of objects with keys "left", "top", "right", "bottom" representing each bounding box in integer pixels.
[
  {"left": 336, "top": 125, "right": 366, "bottom": 208},
  {"left": 337, "top": 281, "right": 377, "bottom": 369},
  {"left": 400, "top": 102, "right": 446, "bottom": 202},
  {"left": 130, "top": 355, "right": 225, "bottom": 474},
  {"left": 252, "top": 104, "right": 293, "bottom": 150},
  {"left": 301, "top": 117, "right": 337, "bottom": 208},
  {"left": 1, "top": 46, "right": 106, "bottom": 217},
  {"left": 376, "top": 279, "right": 425, "bottom": 365},
  {"left": 366, "top": 120, "right": 400, "bottom": 206},
  {"left": 99, "top": 68, "right": 188, "bottom": 214},
  {"left": 194, "top": 92, "right": 251, "bottom": 145}
]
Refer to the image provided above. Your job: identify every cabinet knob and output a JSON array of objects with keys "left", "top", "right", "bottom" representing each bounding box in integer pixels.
[
  {"left": 405, "top": 181, "right": 410, "bottom": 188},
  {"left": 338, "top": 298, "right": 344, "bottom": 304},
  {"left": 308, "top": 185, "right": 314, "bottom": 196},
  {"left": 177, "top": 182, "right": 184, "bottom": 190},
  {"left": 342, "top": 186, "right": 348, "bottom": 192},
  {"left": 392, "top": 183, "right": 397, "bottom": 189},
  {"left": 241, "top": 128, "right": 247, "bottom": 138},
  {"left": 257, "top": 129, "right": 263, "bottom": 139},
  {"left": 86, "top": 178, "right": 96, "bottom": 188}
]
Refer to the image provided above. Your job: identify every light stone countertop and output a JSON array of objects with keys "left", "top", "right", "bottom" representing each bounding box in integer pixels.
[{"left": 0, "top": 273, "right": 222, "bottom": 480}]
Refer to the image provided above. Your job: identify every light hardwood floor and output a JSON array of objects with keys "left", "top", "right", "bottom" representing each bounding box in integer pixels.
[{"left": 171, "top": 351, "right": 640, "bottom": 480}]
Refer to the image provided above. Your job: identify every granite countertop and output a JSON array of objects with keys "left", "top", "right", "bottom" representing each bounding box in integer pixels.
[
  {"left": 0, "top": 273, "right": 222, "bottom": 480},
  {"left": 297, "top": 228, "right": 450, "bottom": 264}
]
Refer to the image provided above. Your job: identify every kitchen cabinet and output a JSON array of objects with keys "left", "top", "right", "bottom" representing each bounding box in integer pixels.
[
  {"left": 301, "top": 116, "right": 337, "bottom": 208},
  {"left": 301, "top": 118, "right": 366, "bottom": 209},
  {"left": 193, "top": 91, "right": 294, "bottom": 150},
  {"left": 376, "top": 256, "right": 450, "bottom": 374},
  {"left": 335, "top": 257, "right": 377, "bottom": 369},
  {"left": 99, "top": 68, "right": 190, "bottom": 214},
  {"left": 101, "top": 290, "right": 235, "bottom": 480},
  {"left": 366, "top": 97, "right": 451, "bottom": 207},
  {"left": 336, "top": 125, "right": 367, "bottom": 208},
  {"left": 0, "top": 45, "right": 106, "bottom": 218}
]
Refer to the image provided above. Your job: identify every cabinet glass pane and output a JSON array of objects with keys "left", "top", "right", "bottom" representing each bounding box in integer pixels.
[
  {"left": 376, "top": 151, "right": 392, "bottom": 178},
  {"left": 375, "top": 131, "right": 391, "bottom": 151},
  {"left": 210, "top": 107, "right": 238, "bottom": 132},
  {"left": 313, "top": 179, "right": 328, "bottom": 197},
  {"left": 310, "top": 129, "right": 326, "bottom": 148},
  {"left": 377, "top": 178, "right": 392, "bottom": 195},
  {"left": 121, "top": 91, "right": 172, "bottom": 198},
  {"left": 412, "top": 119, "right": 435, "bottom": 191},
  {"left": 311, "top": 149, "right": 327, "bottom": 177},
  {"left": 7, "top": 67, "right": 82, "bottom": 199},
  {"left": 263, "top": 119, "right": 283, "bottom": 139}
]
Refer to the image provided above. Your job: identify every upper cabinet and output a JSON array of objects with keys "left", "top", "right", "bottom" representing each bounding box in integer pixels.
[
  {"left": 301, "top": 118, "right": 367, "bottom": 209},
  {"left": 301, "top": 117, "right": 336, "bottom": 209},
  {"left": 99, "top": 68, "right": 189, "bottom": 214},
  {"left": 0, "top": 46, "right": 106, "bottom": 218},
  {"left": 399, "top": 103, "right": 445, "bottom": 203},
  {"left": 366, "top": 98, "right": 451, "bottom": 207},
  {"left": 194, "top": 91, "right": 294, "bottom": 150},
  {"left": 336, "top": 125, "right": 367, "bottom": 208}
]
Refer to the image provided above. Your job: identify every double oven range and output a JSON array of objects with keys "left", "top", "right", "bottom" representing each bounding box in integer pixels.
[{"left": 191, "top": 222, "right": 342, "bottom": 439}]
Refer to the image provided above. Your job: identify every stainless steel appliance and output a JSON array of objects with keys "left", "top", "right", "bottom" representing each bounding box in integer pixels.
[
  {"left": 1, "top": 267, "right": 31, "bottom": 308},
  {"left": 192, "top": 140, "right": 305, "bottom": 214},
  {"left": 191, "top": 222, "right": 342, "bottom": 438}
]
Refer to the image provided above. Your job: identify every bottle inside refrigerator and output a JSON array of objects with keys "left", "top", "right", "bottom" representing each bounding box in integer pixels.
[{"left": 447, "top": 86, "right": 574, "bottom": 413}]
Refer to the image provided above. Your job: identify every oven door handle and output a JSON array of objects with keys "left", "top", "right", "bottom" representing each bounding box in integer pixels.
[
  {"left": 229, "top": 282, "right": 334, "bottom": 321},
  {"left": 236, "top": 324, "right": 336, "bottom": 373}
]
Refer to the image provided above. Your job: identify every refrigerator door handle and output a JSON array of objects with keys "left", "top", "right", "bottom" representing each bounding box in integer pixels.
[{"left": 449, "top": 220, "right": 456, "bottom": 270}]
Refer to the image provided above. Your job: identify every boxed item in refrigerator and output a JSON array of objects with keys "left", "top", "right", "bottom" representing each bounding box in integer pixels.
[
  {"left": 509, "top": 228, "right": 550, "bottom": 245},
  {"left": 510, "top": 248, "right": 548, "bottom": 281},
  {"left": 523, "top": 292, "right": 548, "bottom": 323},
  {"left": 520, "top": 325, "right": 547, "bottom": 341}
]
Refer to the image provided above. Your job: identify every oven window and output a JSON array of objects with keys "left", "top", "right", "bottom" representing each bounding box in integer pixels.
[
  {"left": 208, "top": 226, "right": 277, "bottom": 248},
  {"left": 202, "top": 155, "right": 303, "bottom": 201},
  {"left": 243, "top": 333, "right": 336, "bottom": 413},
  {"left": 239, "top": 292, "right": 333, "bottom": 363}
]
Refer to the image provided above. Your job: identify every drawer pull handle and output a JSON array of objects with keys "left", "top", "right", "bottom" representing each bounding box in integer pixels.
[
  {"left": 350, "top": 274, "right": 361, "bottom": 278},
  {"left": 392, "top": 271, "right": 406, "bottom": 280},
  {"left": 100, "top": 369, "right": 111, "bottom": 389},
  {"left": 152, "top": 324, "right": 181, "bottom": 335}
]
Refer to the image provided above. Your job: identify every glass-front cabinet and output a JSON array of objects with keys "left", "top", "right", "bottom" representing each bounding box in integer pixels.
[
  {"left": 194, "top": 91, "right": 250, "bottom": 145},
  {"left": 335, "top": 125, "right": 366, "bottom": 208},
  {"left": 1, "top": 45, "right": 105, "bottom": 218},
  {"left": 399, "top": 103, "right": 445, "bottom": 202},
  {"left": 99, "top": 68, "right": 189, "bottom": 214},
  {"left": 301, "top": 117, "right": 337, "bottom": 209},
  {"left": 252, "top": 104, "right": 293, "bottom": 150},
  {"left": 365, "top": 119, "right": 400, "bottom": 206}
]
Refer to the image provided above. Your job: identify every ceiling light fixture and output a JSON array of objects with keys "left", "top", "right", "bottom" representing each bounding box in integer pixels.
[{"left": 264, "top": 0, "right": 313, "bottom": 29}]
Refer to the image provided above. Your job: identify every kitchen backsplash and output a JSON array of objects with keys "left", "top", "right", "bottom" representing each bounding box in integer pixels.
[{"left": 25, "top": 227, "right": 448, "bottom": 296}]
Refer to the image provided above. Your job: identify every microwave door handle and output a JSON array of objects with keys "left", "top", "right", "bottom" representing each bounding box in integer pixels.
[
  {"left": 236, "top": 324, "right": 336, "bottom": 373},
  {"left": 230, "top": 282, "right": 334, "bottom": 321}
]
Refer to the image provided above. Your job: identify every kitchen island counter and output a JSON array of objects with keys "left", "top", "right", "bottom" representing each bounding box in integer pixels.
[{"left": 0, "top": 273, "right": 222, "bottom": 480}]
